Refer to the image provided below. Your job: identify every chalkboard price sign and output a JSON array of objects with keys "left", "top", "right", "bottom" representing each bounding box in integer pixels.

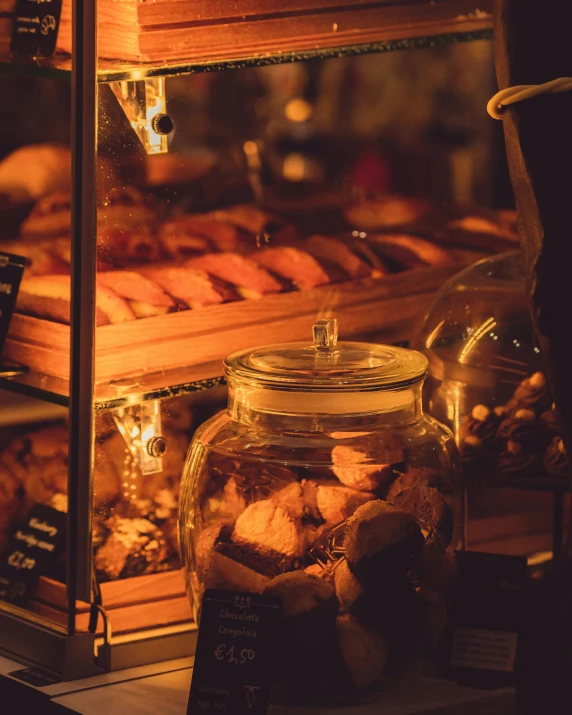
[
  {"left": 10, "top": 0, "right": 62, "bottom": 56},
  {"left": 0, "top": 503, "right": 66, "bottom": 605},
  {"left": 0, "top": 251, "right": 26, "bottom": 359},
  {"left": 446, "top": 550, "right": 527, "bottom": 688},
  {"left": 187, "top": 589, "right": 281, "bottom": 715}
]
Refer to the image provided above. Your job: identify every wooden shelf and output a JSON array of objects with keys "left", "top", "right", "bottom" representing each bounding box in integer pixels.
[
  {"left": 2, "top": 260, "right": 475, "bottom": 409},
  {"left": 0, "top": 0, "right": 492, "bottom": 82}
]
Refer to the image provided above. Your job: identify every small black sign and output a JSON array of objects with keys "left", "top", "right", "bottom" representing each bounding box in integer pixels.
[
  {"left": 10, "top": 0, "right": 62, "bottom": 57},
  {"left": 445, "top": 550, "right": 527, "bottom": 688},
  {"left": 8, "top": 667, "right": 61, "bottom": 687},
  {"left": 0, "top": 252, "right": 26, "bottom": 358},
  {"left": 0, "top": 503, "right": 66, "bottom": 605},
  {"left": 187, "top": 589, "right": 281, "bottom": 715}
]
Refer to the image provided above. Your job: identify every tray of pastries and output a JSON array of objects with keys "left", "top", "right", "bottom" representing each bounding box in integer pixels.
[{"left": 0, "top": 144, "right": 517, "bottom": 384}]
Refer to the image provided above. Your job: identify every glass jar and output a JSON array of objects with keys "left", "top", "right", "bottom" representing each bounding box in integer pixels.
[
  {"left": 416, "top": 251, "right": 568, "bottom": 491},
  {"left": 179, "top": 319, "right": 464, "bottom": 703}
]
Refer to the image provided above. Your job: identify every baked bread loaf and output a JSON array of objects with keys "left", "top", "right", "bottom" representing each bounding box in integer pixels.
[
  {"left": 253, "top": 246, "right": 331, "bottom": 290},
  {"left": 97, "top": 270, "right": 176, "bottom": 318},
  {"left": 17, "top": 275, "right": 135, "bottom": 325},
  {"left": 0, "top": 239, "right": 68, "bottom": 276},
  {"left": 306, "top": 235, "right": 383, "bottom": 280},
  {"left": 20, "top": 192, "right": 72, "bottom": 238},
  {"left": 138, "top": 265, "right": 225, "bottom": 308},
  {"left": 159, "top": 214, "right": 250, "bottom": 255},
  {"left": 343, "top": 500, "right": 424, "bottom": 585},
  {"left": 367, "top": 234, "right": 454, "bottom": 270},
  {"left": 345, "top": 196, "right": 435, "bottom": 230},
  {"left": 0, "top": 144, "right": 71, "bottom": 205},
  {"left": 185, "top": 252, "right": 282, "bottom": 299}
]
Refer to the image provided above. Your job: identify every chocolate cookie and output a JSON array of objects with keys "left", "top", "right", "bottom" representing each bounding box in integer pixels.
[
  {"left": 390, "top": 486, "right": 453, "bottom": 545},
  {"left": 343, "top": 501, "right": 424, "bottom": 585},
  {"left": 544, "top": 437, "right": 569, "bottom": 479},
  {"left": 510, "top": 372, "right": 552, "bottom": 414}
]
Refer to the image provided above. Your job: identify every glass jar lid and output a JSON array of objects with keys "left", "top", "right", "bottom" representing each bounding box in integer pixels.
[{"left": 224, "top": 319, "right": 427, "bottom": 394}]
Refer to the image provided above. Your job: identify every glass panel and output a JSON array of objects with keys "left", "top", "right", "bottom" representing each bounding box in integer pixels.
[
  {"left": 0, "top": 392, "right": 70, "bottom": 632},
  {"left": 92, "top": 390, "right": 225, "bottom": 637},
  {"left": 0, "top": 72, "right": 73, "bottom": 634}
]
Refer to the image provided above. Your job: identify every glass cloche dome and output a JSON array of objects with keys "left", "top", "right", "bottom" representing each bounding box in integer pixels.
[{"left": 415, "top": 251, "right": 568, "bottom": 490}]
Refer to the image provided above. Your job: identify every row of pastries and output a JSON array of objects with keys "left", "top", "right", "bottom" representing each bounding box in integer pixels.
[{"left": 0, "top": 144, "right": 517, "bottom": 326}]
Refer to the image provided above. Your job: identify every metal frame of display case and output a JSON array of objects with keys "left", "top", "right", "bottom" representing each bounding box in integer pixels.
[{"left": 0, "top": 0, "right": 494, "bottom": 680}]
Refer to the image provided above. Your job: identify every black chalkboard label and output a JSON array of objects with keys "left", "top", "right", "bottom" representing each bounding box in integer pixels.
[
  {"left": 445, "top": 551, "right": 527, "bottom": 688},
  {"left": 0, "top": 503, "right": 66, "bottom": 604},
  {"left": 10, "top": 0, "right": 62, "bottom": 57},
  {"left": 0, "top": 252, "right": 26, "bottom": 358},
  {"left": 8, "top": 667, "right": 61, "bottom": 687},
  {"left": 187, "top": 589, "right": 281, "bottom": 715}
]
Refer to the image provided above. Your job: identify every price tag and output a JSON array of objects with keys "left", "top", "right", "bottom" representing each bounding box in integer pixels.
[
  {"left": 10, "top": 0, "right": 62, "bottom": 57},
  {"left": 187, "top": 589, "right": 281, "bottom": 715},
  {"left": 445, "top": 551, "right": 527, "bottom": 688},
  {"left": 0, "top": 252, "right": 26, "bottom": 359},
  {"left": 0, "top": 503, "right": 66, "bottom": 605}
]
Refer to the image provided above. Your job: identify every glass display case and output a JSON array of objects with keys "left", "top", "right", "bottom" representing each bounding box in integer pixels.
[{"left": 0, "top": 0, "right": 511, "bottom": 682}]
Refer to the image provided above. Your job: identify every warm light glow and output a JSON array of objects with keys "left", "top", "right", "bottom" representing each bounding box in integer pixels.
[
  {"left": 243, "top": 140, "right": 258, "bottom": 156},
  {"left": 459, "top": 317, "right": 496, "bottom": 364},
  {"left": 283, "top": 153, "right": 306, "bottom": 182},
  {"left": 285, "top": 97, "right": 313, "bottom": 122},
  {"left": 423, "top": 319, "right": 445, "bottom": 349}
]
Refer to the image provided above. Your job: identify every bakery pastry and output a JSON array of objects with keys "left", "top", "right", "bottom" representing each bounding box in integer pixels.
[
  {"left": 0, "top": 144, "right": 71, "bottom": 205},
  {"left": 0, "top": 239, "right": 68, "bottom": 276},
  {"left": 366, "top": 234, "right": 454, "bottom": 270},
  {"left": 208, "top": 204, "right": 286, "bottom": 239},
  {"left": 386, "top": 465, "right": 450, "bottom": 503},
  {"left": 343, "top": 500, "right": 424, "bottom": 585},
  {"left": 230, "top": 500, "right": 306, "bottom": 571},
  {"left": 20, "top": 192, "right": 72, "bottom": 238},
  {"left": 97, "top": 270, "right": 176, "bottom": 318},
  {"left": 544, "top": 437, "right": 569, "bottom": 479},
  {"left": 345, "top": 196, "right": 435, "bottom": 230},
  {"left": 331, "top": 444, "right": 393, "bottom": 492},
  {"left": 253, "top": 246, "right": 331, "bottom": 291},
  {"left": 313, "top": 482, "right": 376, "bottom": 524},
  {"left": 335, "top": 614, "right": 389, "bottom": 689},
  {"left": 0, "top": 463, "right": 24, "bottom": 532},
  {"left": 159, "top": 214, "right": 251, "bottom": 255},
  {"left": 264, "top": 571, "right": 337, "bottom": 620},
  {"left": 509, "top": 372, "right": 553, "bottom": 415},
  {"left": 306, "top": 235, "right": 382, "bottom": 280},
  {"left": 390, "top": 486, "right": 453, "bottom": 545},
  {"left": 207, "top": 456, "right": 298, "bottom": 505},
  {"left": 92, "top": 439, "right": 122, "bottom": 508},
  {"left": 495, "top": 408, "right": 550, "bottom": 451},
  {"left": 1, "top": 425, "right": 68, "bottom": 507},
  {"left": 94, "top": 515, "right": 171, "bottom": 581},
  {"left": 264, "top": 571, "right": 347, "bottom": 695},
  {"left": 16, "top": 275, "right": 135, "bottom": 325},
  {"left": 202, "top": 550, "right": 269, "bottom": 593},
  {"left": 137, "top": 265, "right": 225, "bottom": 309},
  {"left": 494, "top": 440, "right": 541, "bottom": 479},
  {"left": 459, "top": 404, "right": 503, "bottom": 446},
  {"left": 185, "top": 252, "right": 283, "bottom": 299}
]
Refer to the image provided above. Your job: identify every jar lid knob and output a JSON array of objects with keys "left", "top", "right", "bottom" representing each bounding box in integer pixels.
[{"left": 313, "top": 318, "right": 338, "bottom": 350}]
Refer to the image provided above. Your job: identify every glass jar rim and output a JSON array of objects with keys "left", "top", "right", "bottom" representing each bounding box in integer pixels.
[{"left": 224, "top": 319, "right": 428, "bottom": 395}]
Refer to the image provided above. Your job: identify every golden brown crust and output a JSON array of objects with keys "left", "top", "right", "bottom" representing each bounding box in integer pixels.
[
  {"left": 368, "top": 233, "right": 454, "bottom": 268},
  {"left": 17, "top": 275, "right": 136, "bottom": 325},
  {"left": 253, "top": 246, "right": 331, "bottom": 290},
  {"left": 138, "top": 265, "right": 225, "bottom": 308}
]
